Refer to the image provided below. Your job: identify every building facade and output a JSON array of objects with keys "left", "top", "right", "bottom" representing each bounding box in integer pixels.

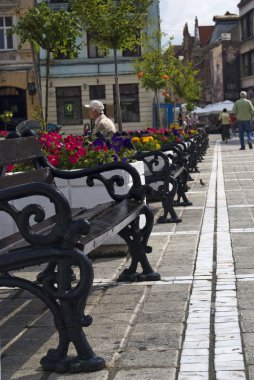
[
  {"left": 238, "top": 0, "right": 254, "bottom": 100},
  {"left": 0, "top": 0, "right": 39, "bottom": 129},
  {"left": 179, "top": 13, "right": 240, "bottom": 106},
  {"left": 209, "top": 14, "right": 240, "bottom": 103},
  {"left": 39, "top": 0, "right": 160, "bottom": 134}
]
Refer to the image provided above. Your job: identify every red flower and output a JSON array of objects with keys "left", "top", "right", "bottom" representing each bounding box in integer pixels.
[
  {"left": 6, "top": 164, "right": 15, "bottom": 173},
  {"left": 69, "top": 153, "right": 80, "bottom": 164},
  {"left": 48, "top": 154, "right": 60, "bottom": 167},
  {"left": 162, "top": 74, "right": 169, "bottom": 80}
]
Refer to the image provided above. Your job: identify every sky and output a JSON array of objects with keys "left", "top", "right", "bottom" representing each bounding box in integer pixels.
[{"left": 159, "top": 0, "right": 239, "bottom": 46}]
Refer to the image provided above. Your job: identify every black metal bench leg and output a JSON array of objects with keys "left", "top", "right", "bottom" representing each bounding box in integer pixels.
[
  {"left": 37, "top": 262, "right": 76, "bottom": 283},
  {"left": 118, "top": 205, "right": 160, "bottom": 282},
  {"left": 156, "top": 179, "right": 182, "bottom": 224},
  {"left": 41, "top": 316, "right": 105, "bottom": 373},
  {"left": 174, "top": 171, "right": 193, "bottom": 207},
  {"left": 39, "top": 253, "right": 105, "bottom": 373},
  {"left": 157, "top": 193, "right": 182, "bottom": 224}
]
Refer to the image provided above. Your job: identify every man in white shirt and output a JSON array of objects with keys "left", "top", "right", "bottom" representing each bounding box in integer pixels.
[{"left": 84, "top": 100, "right": 116, "bottom": 139}]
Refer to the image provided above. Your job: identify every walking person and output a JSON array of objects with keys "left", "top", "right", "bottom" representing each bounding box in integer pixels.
[
  {"left": 230, "top": 113, "right": 237, "bottom": 136},
  {"left": 84, "top": 100, "right": 116, "bottom": 139},
  {"left": 218, "top": 108, "right": 230, "bottom": 143},
  {"left": 232, "top": 91, "right": 254, "bottom": 150}
]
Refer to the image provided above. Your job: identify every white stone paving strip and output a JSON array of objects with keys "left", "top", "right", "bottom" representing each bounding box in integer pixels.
[
  {"left": 178, "top": 142, "right": 218, "bottom": 380},
  {"left": 215, "top": 145, "right": 246, "bottom": 378}
]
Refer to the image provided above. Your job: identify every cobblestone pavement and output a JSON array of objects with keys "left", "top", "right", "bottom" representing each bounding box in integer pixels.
[{"left": 2, "top": 134, "right": 254, "bottom": 380}]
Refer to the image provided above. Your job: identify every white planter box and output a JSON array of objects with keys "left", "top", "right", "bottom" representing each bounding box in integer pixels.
[
  {"left": 0, "top": 161, "right": 145, "bottom": 247},
  {"left": 56, "top": 160, "right": 145, "bottom": 209}
]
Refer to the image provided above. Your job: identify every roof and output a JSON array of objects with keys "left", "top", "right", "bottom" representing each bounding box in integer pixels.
[
  {"left": 213, "top": 13, "right": 239, "bottom": 22},
  {"left": 210, "top": 14, "right": 239, "bottom": 44},
  {"left": 198, "top": 26, "right": 214, "bottom": 47}
]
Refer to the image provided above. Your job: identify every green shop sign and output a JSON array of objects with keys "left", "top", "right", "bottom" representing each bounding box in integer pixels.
[{"left": 64, "top": 102, "right": 74, "bottom": 117}]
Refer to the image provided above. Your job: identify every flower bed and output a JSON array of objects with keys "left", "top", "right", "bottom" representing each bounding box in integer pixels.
[
  {"left": 39, "top": 132, "right": 135, "bottom": 169},
  {"left": 129, "top": 126, "right": 199, "bottom": 150}
]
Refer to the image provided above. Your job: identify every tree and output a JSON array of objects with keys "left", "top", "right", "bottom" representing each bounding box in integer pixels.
[
  {"left": 135, "top": 34, "right": 170, "bottom": 129},
  {"left": 163, "top": 44, "right": 201, "bottom": 112},
  {"left": 72, "top": 0, "right": 153, "bottom": 132},
  {"left": 136, "top": 37, "right": 201, "bottom": 128},
  {"left": 11, "top": 2, "right": 82, "bottom": 125}
]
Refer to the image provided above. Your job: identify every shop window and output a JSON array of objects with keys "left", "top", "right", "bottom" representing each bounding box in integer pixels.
[
  {"left": 114, "top": 84, "right": 140, "bottom": 122},
  {"left": 89, "top": 85, "right": 105, "bottom": 100},
  {"left": 0, "top": 17, "right": 13, "bottom": 50},
  {"left": 56, "top": 86, "right": 82, "bottom": 125}
]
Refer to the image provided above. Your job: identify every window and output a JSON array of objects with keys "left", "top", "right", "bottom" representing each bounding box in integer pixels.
[
  {"left": 89, "top": 85, "right": 105, "bottom": 100},
  {"left": 241, "top": 51, "right": 254, "bottom": 77},
  {"left": 87, "top": 33, "right": 106, "bottom": 58},
  {"left": 122, "top": 44, "right": 141, "bottom": 57},
  {"left": 56, "top": 87, "right": 82, "bottom": 125},
  {"left": 114, "top": 84, "right": 140, "bottom": 122},
  {"left": 0, "top": 17, "right": 13, "bottom": 50},
  {"left": 251, "top": 51, "right": 254, "bottom": 76},
  {"left": 122, "top": 31, "right": 141, "bottom": 57},
  {"left": 241, "top": 10, "right": 254, "bottom": 41},
  {"left": 241, "top": 50, "right": 254, "bottom": 77},
  {"left": 242, "top": 53, "right": 250, "bottom": 77}
]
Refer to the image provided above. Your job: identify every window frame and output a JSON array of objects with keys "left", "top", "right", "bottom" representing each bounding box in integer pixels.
[
  {"left": 0, "top": 16, "right": 14, "bottom": 51},
  {"left": 87, "top": 32, "right": 106, "bottom": 59}
]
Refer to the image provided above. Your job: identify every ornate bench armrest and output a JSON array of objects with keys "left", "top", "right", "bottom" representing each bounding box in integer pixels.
[
  {"left": 132, "top": 150, "right": 173, "bottom": 177},
  {"left": 40, "top": 158, "right": 146, "bottom": 202},
  {"left": 0, "top": 182, "right": 90, "bottom": 248}
]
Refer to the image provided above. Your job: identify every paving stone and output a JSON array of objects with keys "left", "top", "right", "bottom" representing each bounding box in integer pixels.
[
  {"left": 117, "top": 348, "right": 178, "bottom": 367},
  {"left": 216, "top": 371, "right": 247, "bottom": 380},
  {"left": 48, "top": 371, "right": 109, "bottom": 380},
  {"left": 114, "top": 368, "right": 176, "bottom": 380},
  {"left": 178, "top": 372, "right": 208, "bottom": 380}
]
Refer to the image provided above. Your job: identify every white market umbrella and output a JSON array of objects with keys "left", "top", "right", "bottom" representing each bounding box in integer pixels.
[{"left": 199, "top": 100, "right": 234, "bottom": 115}]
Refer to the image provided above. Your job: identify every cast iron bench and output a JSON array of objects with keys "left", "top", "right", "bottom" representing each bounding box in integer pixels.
[
  {"left": 0, "top": 135, "right": 160, "bottom": 374},
  {"left": 186, "top": 131, "right": 209, "bottom": 173},
  {"left": 133, "top": 149, "right": 182, "bottom": 223},
  {"left": 132, "top": 140, "right": 193, "bottom": 223}
]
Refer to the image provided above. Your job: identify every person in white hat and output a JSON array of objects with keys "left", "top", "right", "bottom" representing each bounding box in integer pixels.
[{"left": 84, "top": 100, "right": 116, "bottom": 138}]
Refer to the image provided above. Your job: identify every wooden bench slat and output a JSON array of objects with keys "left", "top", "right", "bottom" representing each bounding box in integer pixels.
[
  {"left": 0, "top": 168, "right": 53, "bottom": 189},
  {"left": 0, "top": 136, "right": 42, "bottom": 166}
]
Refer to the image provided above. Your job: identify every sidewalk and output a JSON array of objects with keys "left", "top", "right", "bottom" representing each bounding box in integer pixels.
[{"left": 1, "top": 134, "right": 254, "bottom": 380}]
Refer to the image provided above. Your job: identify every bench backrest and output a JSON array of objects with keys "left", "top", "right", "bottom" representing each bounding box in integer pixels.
[
  {"left": 0, "top": 136, "right": 53, "bottom": 184},
  {"left": 0, "top": 136, "right": 43, "bottom": 168}
]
